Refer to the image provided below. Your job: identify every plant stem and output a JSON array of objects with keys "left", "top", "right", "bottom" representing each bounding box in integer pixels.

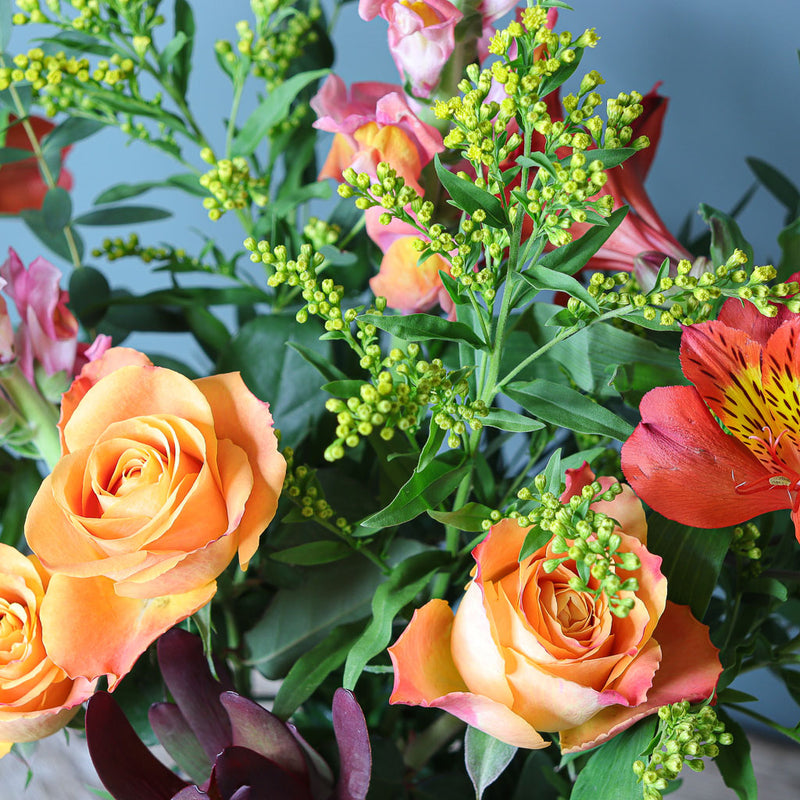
[
  {"left": 403, "top": 712, "right": 466, "bottom": 771},
  {"left": 727, "top": 704, "right": 800, "bottom": 744}
]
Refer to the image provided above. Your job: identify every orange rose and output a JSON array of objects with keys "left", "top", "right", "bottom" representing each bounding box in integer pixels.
[
  {"left": 389, "top": 465, "right": 722, "bottom": 751},
  {"left": 25, "top": 348, "right": 286, "bottom": 687},
  {"left": 0, "top": 543, "right": 95, "bottom": 757}
]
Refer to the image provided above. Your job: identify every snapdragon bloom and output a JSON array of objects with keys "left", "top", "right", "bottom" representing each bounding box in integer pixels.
[
  {"left": 0, "top": 249, "right": 111, "bottom": 384},
  {"left": 358, "top": 0, "right": 462, "bottom": 97},
  {"left": 622, "top": 299, "right": 800, "bottom": 540},
  {"left": 311, "top": 75, "right": 443, "bottom": 194}
]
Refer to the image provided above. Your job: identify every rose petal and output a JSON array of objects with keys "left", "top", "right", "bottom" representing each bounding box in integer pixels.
[
  {"left": 41, "top": 573, "right": 216, "bottom": 687},
  {"left": 559, "top": 602, "right": 722, "bottom": 752}
]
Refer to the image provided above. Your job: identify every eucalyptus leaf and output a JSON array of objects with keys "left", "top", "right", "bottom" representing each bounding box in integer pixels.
[
  {"left": 434, "top": 154, "right": 509, "bottom": 230},
  {"left": 41, "top": 117, "right": 104, "bottom": 152},
  {"left": 41, "top": 187, "right": 72, "bottom": 232},
  {"left": 359, "top": 312, "right": 486, "bottom": 349},
  {"left": 464, "top": 727, "right": 517, "bottom": 800},
  {"left": 504, "top": 379, "right": 634, "bottom": 441},
  {"left": 0, "top": 146, "right": 35, "bottom": 165},
  {"left": 73, "top": 205, "right": 172, "bottom": 226},
  {"left": 20, "top": 208, "right": 84, "bottom": 263}
]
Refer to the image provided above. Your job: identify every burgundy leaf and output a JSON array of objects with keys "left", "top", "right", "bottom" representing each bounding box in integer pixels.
[
  {"left": 220, "top": 692, "right": 309, "bottom": 781},
  {"left": 157, "top": 628, "right": 233, "bottom": 762},
  {"left": 150, "top": 701, "right": 212, "bottom": 785},
  {"left": 86, "top": 691, "right": 189, "bottom": 800},
  {"left": 213, "top": 746, "right": 313, "bottom": 800},
  {"left": 287, "top": 722, "right": 334, "bottom": 800},
  {"left": 229, "top": 788, "right": 253, "bottom": 800},
  {"left": 332, "top": 689, "right": 371, "bottom": 800},
  {"left": 172, "top": 788, "right": 211, "bottom": 800}
]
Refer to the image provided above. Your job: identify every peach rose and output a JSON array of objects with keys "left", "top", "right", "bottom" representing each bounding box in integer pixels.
[
  {"left": 25, "top": 348, "right": 286, "bottom": 687},
  {"left": 0, "top": 543, "right": 95, "bottom": 757},
  {"left": 389, "top": 466, "right": 722, "bottom": 752}
]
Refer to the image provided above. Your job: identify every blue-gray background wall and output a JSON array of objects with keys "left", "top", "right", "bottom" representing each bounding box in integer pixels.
[{"left": 4, "top": 0, "right": 800, "bottom": 733}]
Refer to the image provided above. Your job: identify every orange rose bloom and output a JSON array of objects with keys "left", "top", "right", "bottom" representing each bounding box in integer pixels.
[
  {"left": 25, "top": 348, "right": 286, "bottom": 687},
  {"left": 389, "top": 466, "right": 722, "bottom": 752},
  {"left": 0, "top": 543, "right": 95, "bottom": 757}
]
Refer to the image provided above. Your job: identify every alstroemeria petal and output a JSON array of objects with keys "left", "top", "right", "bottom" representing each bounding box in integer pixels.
[
  {"left": 622, "top": 385, "right": 788, "bottom": 527},
  {"left": 559, "top": 602, "right": 721, "bottom": 753},
  {"left": 86, "top": 691, "right": 189, "bottom": 800}
]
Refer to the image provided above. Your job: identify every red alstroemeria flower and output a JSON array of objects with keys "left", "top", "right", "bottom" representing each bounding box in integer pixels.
[
  {"left": 622, "top": 298, "right": 800, "bottom": 540},
  {"left": 0, "top": 116, "right": 73, "bottom": 214}
]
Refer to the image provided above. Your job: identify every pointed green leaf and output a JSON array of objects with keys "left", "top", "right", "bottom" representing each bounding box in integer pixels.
[
  {"left": 519, "top": 527, "right": 552, "bottom": 561},
  {"left": 645, "top": 512, "right": 733, "bottom": 618},
  {"left": 584, "top": 147, "right": 636, "bottom": 169},
  {"left": 158, "top": 31, "right": 188, "bottom": 71},
  {"left": 570, "top": 718, "right": 657, "bottom": 800},
  {"left": 713, "top": 709, "right": 757, "bottom": 800},
  {"left": 518, "top": 151, "right": 558, "bottom": 178},
  {"left": 343, "top": 549, "right": 448, "bottom": 688},
  {"left": 359, "top": 312, "right": 486, "bottom": 349},
  {"left": 271, "top": 541, "right": 353, "bottom": 566},
  {"left": 427, "top": 502, "right": 493, "bottom": 532},
  {"left": 465, "top": 727, "right": 517, "bottom": 800},
  {"left": 172, "top": 0, "right": 195, "bottom": 96},
  {"left": 286, "top": 341, "right": 347, "bottom": 382},
  {"left": 698, "top": 203, "right": 754, "bottom": 267},
  {"left": 360, "top": 452, "right": 470, "bottom": 529},
  {"left": 0, "top": 146, "right": 35, "bottom": 165},
  {"left": 481, "top": 408, "right": 545, "bottom": 433},
  {"left": 434, "top": 154, "right": 509, "bottom": 229},
  {"left": 73, "top": 205, "right": 172, "bottom": 226},
  {"left": 746, "top": 156, "right": 800, "bottom": 217},
  {"left": 518, "top": 264, "right": 600, "bottom": 312},
  {"left": 504, "top": 379, "right": 634, "bottom": 441},
  {"left": 41, "top": 117, "right": 104, "bottom": 152},
  {"left": 232, "top": 68, "right": 329, "bottom": 157}
]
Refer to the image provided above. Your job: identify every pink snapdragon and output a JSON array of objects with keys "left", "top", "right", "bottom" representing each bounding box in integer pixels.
[
  {"left": 359, "top": 0, "right": 462, "bottom": 97},
  {"left": 312, "top": 75, "right": 443, "bottom": 193},
  {"left": 0, "top": 249, "right": 111, "bottom": 384}
]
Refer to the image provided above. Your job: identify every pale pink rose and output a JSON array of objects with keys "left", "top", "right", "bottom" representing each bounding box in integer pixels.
[
  {"left": 312, "top": 75, "right": 443, "bottom": 192},
  {"left": 0, "top": 249, "right": 111, "bottom": 382},
  {"left": 361, "top": 0, "right": 463, "bottom": 97}
]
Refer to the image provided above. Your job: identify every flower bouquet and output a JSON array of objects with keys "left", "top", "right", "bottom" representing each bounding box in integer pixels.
[{"left": 0, "top": 0, "right": 797, "bottom": 797}]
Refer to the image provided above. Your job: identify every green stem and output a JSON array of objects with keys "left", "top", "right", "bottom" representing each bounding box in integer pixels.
[
  {"left": 403, "top": 713, "right": 466, "bottom": 771},
  {"left": 0, "top": 62, "right": 83, "bottom": 270},
  {"left": 727, "top": 704, "right": 800, "bottom": 744}
]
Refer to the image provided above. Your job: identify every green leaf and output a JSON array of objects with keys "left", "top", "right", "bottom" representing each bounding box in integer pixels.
[
  {"left": 427, "top": 502, "right": 493, "bottom": 532},
  {"left": 93, "top": 173, "right": 206, "bottom": 204},
  {"left": 41, "top": 187, "right": 72, "bottom": 232},
  {"left": 570, "top": 718, "right": 657, "bottom": 800},
  {"left": 286, "top": 340, "right": 347, "bottom": 383},
  {"left": 271, "top": 621, "right": 365, "bottom": 719},
  {"left": 0, "top": 458, "right": 41, "bottom": 547},
  {"left": 343, "top": 549, "right": 448, "bottom": 688},
  {"left": 434, "top": 154, "right": 509, "bottom": 229},
  {"left": 778, "top": 218, "right": 800, "bottom": 281},
  {"left": 518, "top": 151, "right": 558, "bottom": 179},
  {"left": 713, "top": 708, "right": 757, "bottom": 800},
  {"left": 73, "top": 205, "right": 172, "bottom": 226},
  {"left": 232, "top": 68, "right": 329, "bottom": 157},
  {"left": 504, "top": 379, "right": 634, "bottom": 441},
  {"left": 645, "top": 512, "right": 733, "bottom": 619},
  {"left": 537, "top": 44, "right": 583, "bottom": 96},
  {"left": 417, "top": 421, "right": 446, "bottom": 473},
  {"left": 481, "top": 408, "right": 545, "bottom": 433},
  {"left": 0, "top": 146, "right": 35, "bottom": 165},
  {"left": 321, "top": 379, "right": 363, "bottom": 399},
  {"left": 519, "top": 527, "right": 552, "bottom": 561},
  {"left": 184, "top": 306, "right": 230, "bottom": 359},
  {"left": 218, "top": 314, "right": 330, "bottom": 448},
  {"left": 359, "top": 452, "right": 470, "bottom": 529},
  {"left": 464, "top": 727, "right": 517, "bottom": 800},
  {"left": 537, "top": 206, "right": 628, "bottom": 275},
  {"left": 172, "top": 0, "right": 195, "bottom": 96},
  {"left": 517, "top": 264, "right": 600, "bottom": 313},
  {"left": 584, "top": 147, "right": 636, "bottom": 169},
  {"left": 270, "top": 540, "right": 353, "bottom": 566},
  {"left": 698, "top": 203, "right": 754, "bottom": 268},
  {"left": 359, "top": 312, "right": 486, "bottom": 349},
  {"left": 41, "top": 117, "right": 104, "bottom": 152},
  {"left": 0, "top": 0, "right": 11, "bottom": 51},
  {"left": 746, "top": 156, "right": 800, "bottom": 218},
  {"left": 611, "top": 360, "right": 688, "bottom": 407},
  {"left": 158, "top": 31, "right": 188, "bottom": 71},
  {"left": 20, "top": 208, "right": 84, "bottom": 263},
  {"left": 69, "top": 266, "right": 110, "bottom": 328}
]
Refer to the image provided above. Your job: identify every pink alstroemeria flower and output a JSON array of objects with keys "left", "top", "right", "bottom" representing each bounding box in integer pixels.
[
  {"left": 622, "top": 298, "right": 800, "bottom": 541},
  {"left": 359, "top": 0, "right": 462, "bottom": 97},
  {"left": 0, "top": 249, "right": 111, "bottom": 383},
  {"left": 311, "top": 75, "right": 443, "bottom": 193}
]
